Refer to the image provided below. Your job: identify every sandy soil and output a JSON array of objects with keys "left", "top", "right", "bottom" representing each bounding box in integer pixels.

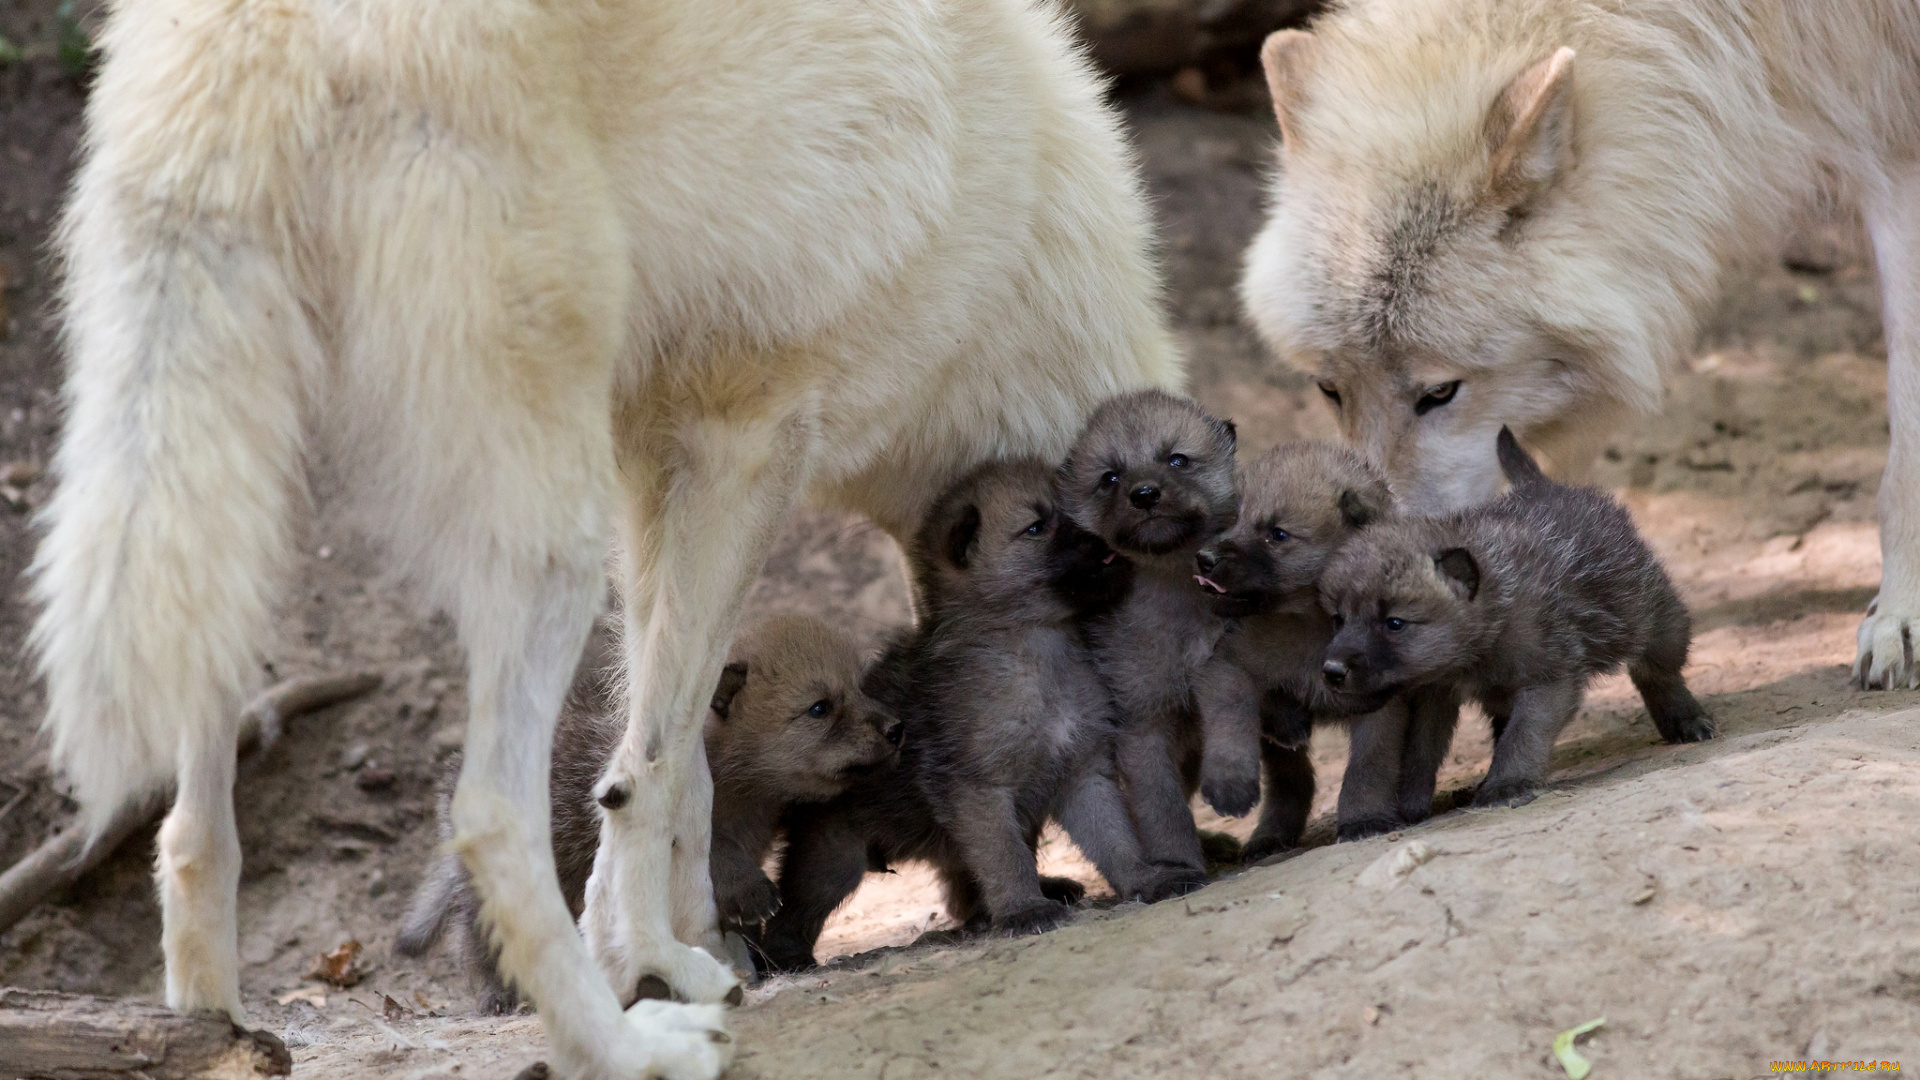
[{"left": 2, "top": 22, "right": 1918, "bottom": 1080}]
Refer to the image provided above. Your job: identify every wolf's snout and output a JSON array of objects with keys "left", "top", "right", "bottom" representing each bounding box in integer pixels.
[
  {"left": 1195, "top": 549, "right": 1218, "bottom": 573},
  {"left": 1129, "top": 484, "right": 1161, "bottom": 510},
  {"left": 882, "top": 718, "right": 905, "bottom": 747},
  {"left": 1322, "top": 659, "right": 1349, "bottom": 687}
]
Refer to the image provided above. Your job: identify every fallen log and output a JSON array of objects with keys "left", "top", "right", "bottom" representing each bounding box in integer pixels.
[
  {"left": 0, "top": 988, "right": 291, "bottom": 1079},
  {"left": 0, "top": 670, "right": 383, "bottom": 937}
]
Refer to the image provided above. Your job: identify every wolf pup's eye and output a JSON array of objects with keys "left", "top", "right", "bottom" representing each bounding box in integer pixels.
[
  {"left": 1100, "top": 470, "right": 1122, "bottom": 488},
  {"left": 1414, "top": 381, "right": 1461, "bottom": 415},
  {"left": 1318, "top": 382, "right": 1341, "bottom": 407},
  {"left": 1384, "top": 617, "right": 1407, "bottom": 632},
  {"left": 1267, "top": 527, "right": 1290, "bottom": 543},
  {"left": 1167, "top": 453, "right": 1189, "bottom": 469},
  {"left": 806, "top": 700, "right": 833, "bottom": 718},
  {"left": 1024, "top": 518, "right": 1046, "bottom": 536}
]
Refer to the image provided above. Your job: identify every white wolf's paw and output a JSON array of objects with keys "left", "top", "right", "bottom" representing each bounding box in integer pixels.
[
  {"left": 1854, "top": 596, "right": 1919, "bottom": 690},
  {"left": 590, "top": 929, "right": 742, "bottom": 1008},
  {"left": 552, "top": 999, "right": 732, "bottom": 1080}
]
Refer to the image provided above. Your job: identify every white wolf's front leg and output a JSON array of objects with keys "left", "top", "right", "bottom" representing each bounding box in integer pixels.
[
  {"left": 582, "top": 394, "right": 818, "bottom": 1005},
  {"left": 1857, "top": 165, "right": 1920, "bottom": 689}
]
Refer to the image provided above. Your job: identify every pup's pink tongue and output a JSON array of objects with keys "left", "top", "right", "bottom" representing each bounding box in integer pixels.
[
  {"left": 1192, "top": 575, "right": 1227, "bottom": 595},
  {"left": 1103, "top": 552, "right": 1118, "bottom": 564}
]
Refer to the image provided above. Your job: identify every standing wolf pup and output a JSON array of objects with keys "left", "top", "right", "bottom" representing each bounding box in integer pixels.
[
  {"left": 1191, "top": 441, "right": 1453, "bottom": 852},
  {"left": 1241, "top": 0, "right": 1920, "bottom": 690},
  {"left": 1059, "top": 390, "right": 1240, "bottom": 887},
  {"left": 33, "top": 1, "right": 1179, "bottom": 1073},
  {"left": 758, "top": 459, "right": 1173, "bottom": 970},
  {"left": 396, "top": 614, "right": 901, "bottom": 1013},
  {"left": 1319, "top": 429, "right": 1712, "bottom": 808}
]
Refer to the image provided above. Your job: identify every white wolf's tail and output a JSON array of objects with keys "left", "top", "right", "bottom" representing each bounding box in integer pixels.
[{"left": 32, "top": 182, "right": 314, "bottom": 835}]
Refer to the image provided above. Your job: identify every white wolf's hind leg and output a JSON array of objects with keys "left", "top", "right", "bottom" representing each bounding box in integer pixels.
[
  {"left": 582, "top": 397, "right": 816, "bottom": 1006},
  {"left": 1858, "top": 164, "right": 1920, "bottom": 689},
  {"left": 158, "top": 731, "right": 243, "bottom": 1019}
]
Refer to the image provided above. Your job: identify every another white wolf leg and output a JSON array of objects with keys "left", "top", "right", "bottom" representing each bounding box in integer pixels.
[
  {"left": 35, "top": 193, "right": 312, "bottom": 1017},
  {"left": 667, "top": 738, "right": 734, "bottom": 972},
  {"left": 158, "top": 731, "right": 243, "bottom": 1020},
  {"left": 1857, "top": 164, "right": 1920, "bottom": 690},
  {"left": 583, "top": 399, "right": 816, "bottom": 1006}
]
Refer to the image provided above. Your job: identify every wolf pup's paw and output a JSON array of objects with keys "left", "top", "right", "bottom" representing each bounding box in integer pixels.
[
  {"left": 1139, "top": 863, "right": 1209, "bottom": 902},
  {"left": 1471, "top": 780, "right": 1539, "bottom": 809},
  {"left": 1854, "top": 596, "right": 1920, "bottom": 690},
  {"left": 1239, "top": 831, "right": 1298, "bottom": 864},
  {"left": 1335, "top": 815, "right": 1403, "bottom": 842},
  {"left": 717, "top": 875, "right": 781, "bottom": 930},
  {"left": 1039, "top": 875, "right": 1088, "bottom": 906},
  {"left": 994, "top": 900, "right": 1073, "bottom": 936},
  {"left": 1200, "top": 767, "right": 1262, "bottom": 819}
]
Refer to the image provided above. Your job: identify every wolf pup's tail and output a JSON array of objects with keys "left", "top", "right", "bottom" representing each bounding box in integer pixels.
[
  {"left": 395, "top": 853, "right": 469, "bottom": 956},
  {"left": 1495, "top": 426, "right": 1549, "bottom": 495},
  {"left": 31, "top": 182, "right": 314, "bottom": 836}
]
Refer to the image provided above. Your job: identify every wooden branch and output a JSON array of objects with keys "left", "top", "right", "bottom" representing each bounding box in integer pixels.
[
  {"left": 0, "top": 670, "right": 383, "bottom": 937},
  {"left": 0, "top": 988, "right": 291, "bottom": 1079}
]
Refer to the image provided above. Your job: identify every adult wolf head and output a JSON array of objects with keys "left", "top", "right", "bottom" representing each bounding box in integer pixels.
[{"left": 1239, "top": 1, "right": 1794, "bottom": 516}]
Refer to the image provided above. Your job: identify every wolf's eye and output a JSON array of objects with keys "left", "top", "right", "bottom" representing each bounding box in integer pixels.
[
  {"left": 1099, "top": 470, "right": 1122, "bottom": 489},
  {"left": 1167, "top": 453, "right": 1190, "bottom": 469},
  {"left": 1318, "top": 382, "right": 1341, "bottom": 407},
  {"left": 1414, "top": 381, "right": 1461, "bottom": 416},
  {"left": 1267, "top": 527, "right": 1290, "bottom": 543},
  {"left": 806, "top": 700, "right": 832, "bottom": 718},
  {"left": 1024, "top": 518, "right": 1046, "bottom": 536},
  {"left": 1384, "top": 617, "right": 1407, "bottom": 632}
]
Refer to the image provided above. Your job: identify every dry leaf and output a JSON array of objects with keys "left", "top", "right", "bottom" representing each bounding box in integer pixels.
[
  {"left": 275, "top": 984, "right": 328, "bottom": 1007},
  {"left": 309, "top": 939, "right": 369, "bottom": 987},
  {"left": 381, "top": 992, "right": 415, "bottom": 1020}
]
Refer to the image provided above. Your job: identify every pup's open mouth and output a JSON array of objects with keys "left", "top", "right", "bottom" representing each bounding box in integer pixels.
[
  {"left": 1103, "top": 552, "right": 1118, "bottom": 564},
  {"left": 1193, "top": 575, "right": 1227, "bottom": 595}
]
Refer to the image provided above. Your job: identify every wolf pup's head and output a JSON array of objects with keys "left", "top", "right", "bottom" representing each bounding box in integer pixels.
[
  {"left": 1059, "top": 390, "right": 1239, "bottom": 561},
  {"left": 1195, "top": 442, "right": 1390, "bottom": 619},
  {"left": 1315, "top": 518, "right": 1496, "bottom": 711},
  {"left": 912, "top": 458, "right": 1133, "bottom": 623},
  {"left": 1240, "top": 15, "right": 1678, "bottom": 515},
  {"left": 706, "top": 614, "right": 904, "bottom": 802}
]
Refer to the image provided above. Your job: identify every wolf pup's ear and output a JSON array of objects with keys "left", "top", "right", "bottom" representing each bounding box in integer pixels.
[
  {"left": 1337, "top": 488, "right": 1378, "bottom": 529},
  {"left": 1485, "top": 47, "right": 1577, "bottom": 212},
  {"left": 1261, "top": 30, "right": 1319, "bottom": 150},
  {"left": 1434, "top": 548, "right": 1481, "bottom": 600},
  {"left": 945, "top": 504, "right": 983, "bottom": 569},
  {"left": 710, "top": 662, "right": 750, "bottom": 720},
  {"left": 1215, "top": 417, "right": 1238, "bottom": 450}
]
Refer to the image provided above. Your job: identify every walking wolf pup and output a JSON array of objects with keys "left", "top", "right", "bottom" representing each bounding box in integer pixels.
[{"left": 33, "top": 1, "right": 1179, "bottom": 1074}]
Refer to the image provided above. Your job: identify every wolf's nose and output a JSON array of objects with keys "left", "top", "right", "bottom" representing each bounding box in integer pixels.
[
  {"left": 883, "top": 719, "right": 905, "bottom": 747},
  {"left": 1322, "top": 659, "right": 1348, "bottom": 687},
  {"left": 1195, "top": 550, "right": 1218, "bottom": 573},
  {"left": 1129, "top": 484, "right": 1161, "bottom": 510}
]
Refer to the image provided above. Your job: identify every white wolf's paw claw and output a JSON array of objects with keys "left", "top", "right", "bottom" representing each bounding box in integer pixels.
[{"left": 1854, "top": 598, "right": 1919, "bottom": 690}]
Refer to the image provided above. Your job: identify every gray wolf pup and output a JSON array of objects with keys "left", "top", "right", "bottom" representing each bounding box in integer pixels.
[
  {"left": 1240, "top": 0, "right": 1920, "bottom": 691},
  {"left": 395, "top": 614, "right": 900, "bottom": 1013},
  {"left": 1058, "top": 390, "right": 1240, "bottom": 888},
  {"left": 33, "top": 0, "right": 1179, "bottom": 1072},
  {"left": 1318, "top": 429, "right": 1712, "bottom": 808}
]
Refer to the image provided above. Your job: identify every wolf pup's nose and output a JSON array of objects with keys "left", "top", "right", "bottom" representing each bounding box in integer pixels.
[
  {"left": 1195, "top": 550, "right": 1218, "bottom": 573},
  {"left": 1322, "top": 659, "right": 1349, "bottom": 687},
  {"left": 883, "top": 719, "right": 905, "bottom": 747},
  {"left": 1129, "top": 484, "right": 1161, "bottom": 510}
]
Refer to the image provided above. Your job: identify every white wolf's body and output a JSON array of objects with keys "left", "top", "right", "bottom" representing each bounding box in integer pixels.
[
  {"left": 34, "top": 1, "right": 1180, "bottom": 1075},
  {"left": 1241, "top": 0, "right": 1920, "bottom": 689}
]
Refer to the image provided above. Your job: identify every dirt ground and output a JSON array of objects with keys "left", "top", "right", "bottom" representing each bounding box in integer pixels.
[{"left": 3, "top": 15, "right": 1919, "bottom": 1080}]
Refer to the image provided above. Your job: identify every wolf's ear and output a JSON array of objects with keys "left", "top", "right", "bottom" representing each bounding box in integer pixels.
[
  {"left": 1215, "top": 417, "right": 1238, "bottom": 450},
  {"left": 1337, "top": 488, "right": 1380, "bottom": 529},
  {"left": 710, "top": 662, "right": 750, "bottom": 720},
  {"left": 945, "top": 504, "right": 983, "bottom": 569},
  {"left": 1261, "top": 30, "right": 1319, "bottom": 150},
  {"left": 1484, "top": 47, "right": 1576, "bottom": 209},
  {"left": 1434, "top": 548, "right": 1480, "bottom": 600}
]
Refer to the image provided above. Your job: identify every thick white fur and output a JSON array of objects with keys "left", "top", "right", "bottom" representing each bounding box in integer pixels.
[
  {"left": 1240, "top": 0, "right": 1920, "bottom": 688},
  {"left": 32, "top": 1, "right": 1180, "bottom": 1076}
]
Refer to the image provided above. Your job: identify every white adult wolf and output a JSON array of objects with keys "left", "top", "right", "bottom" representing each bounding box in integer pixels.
[
  {"left": 32, "top": 0, "right": 1180, "bottom": 1075},
  {"left": 1239, "top": 0, "right": 1920, "bottom": 689}
]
